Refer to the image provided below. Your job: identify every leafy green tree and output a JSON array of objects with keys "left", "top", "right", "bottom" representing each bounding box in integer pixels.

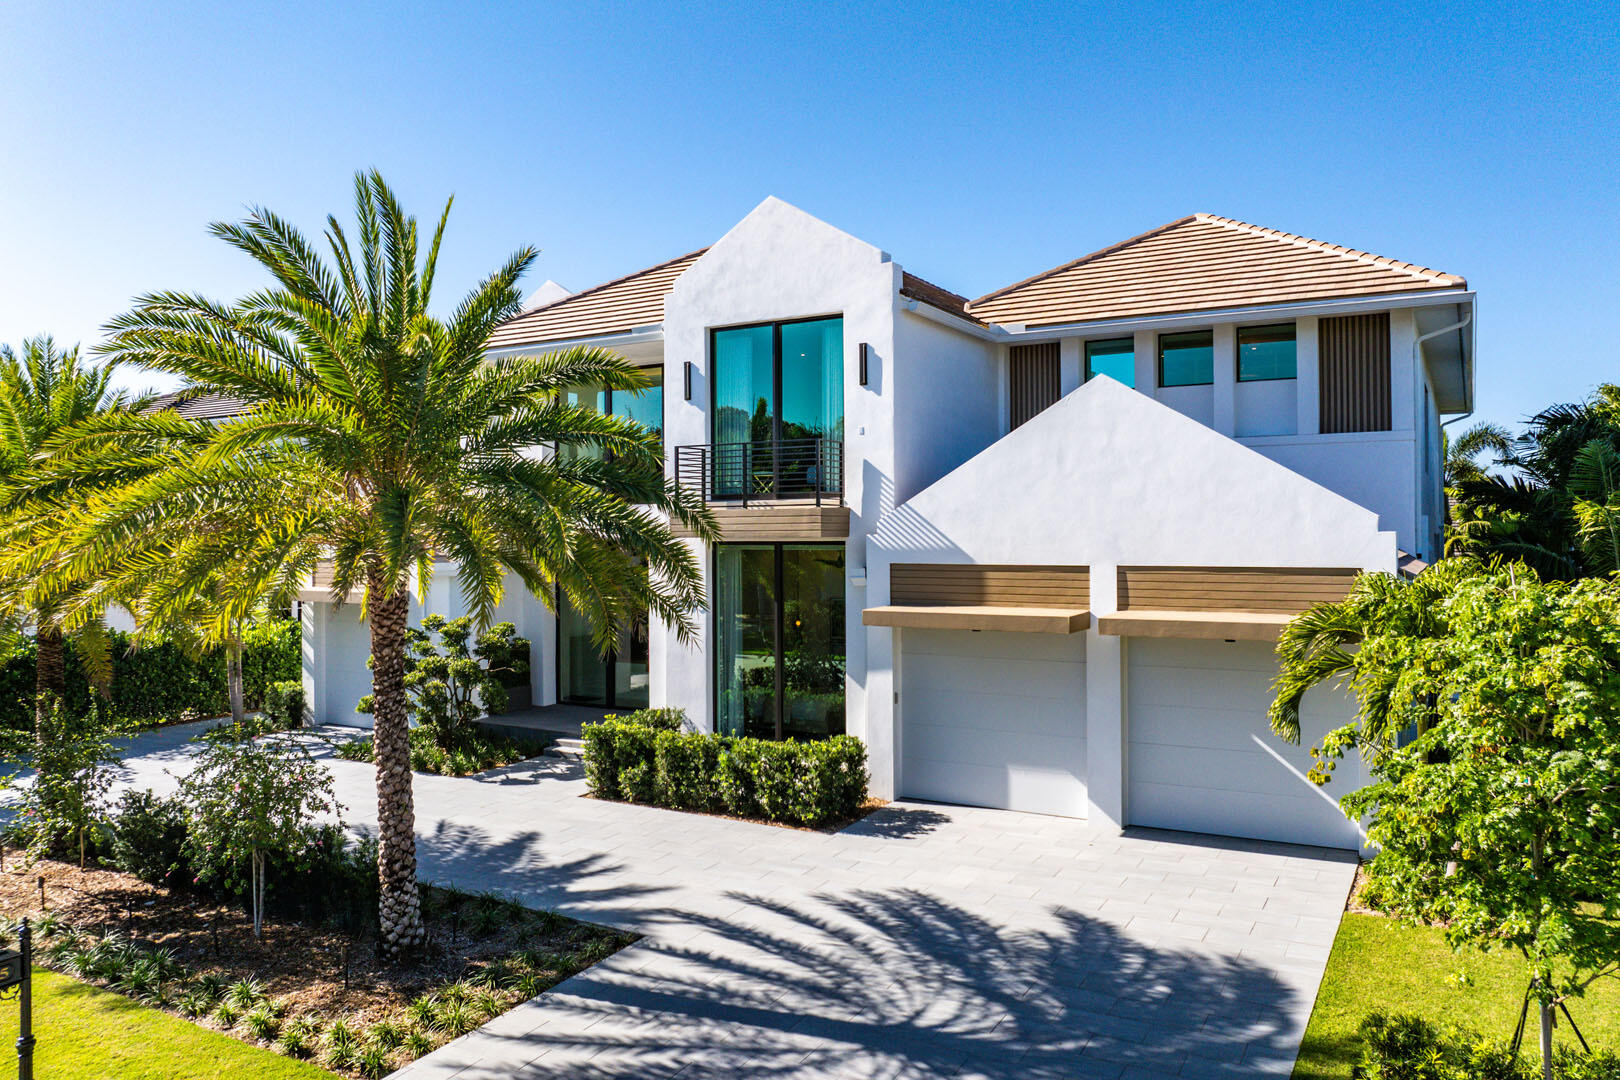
[
  {"left": 179, "top": 730, "right": 341, "bottom": 938},
  {"left": 1271, "top": 563, "right": 1620, "bottom": 1080},
  {"left": 1443, "top": 420, "right": 1514, "bottom": 489},
  {"left": 1449, "top": 386, "right": 1620, "bottom": 579},
  {"left": 0, "top": 336, "right": 136, "bottom": 719},
  {"left": 34, "top": 171, "right": 715, "bottom": 958},
  {"left": 357, "top": 614, "right": 529, "bottom": 748}
]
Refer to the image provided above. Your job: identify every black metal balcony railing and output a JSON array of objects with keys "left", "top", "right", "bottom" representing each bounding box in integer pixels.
[{"left": 674, "top": 438, "right": 844, "bottom": 506}]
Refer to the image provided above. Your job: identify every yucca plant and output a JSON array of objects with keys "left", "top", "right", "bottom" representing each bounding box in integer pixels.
[
  {"left": 356, "top": 1044, "right": 392, "bottom": 1079},
  {"left": 213, "top": 1000, "right": 241, "bottom": 1028},
  {"left": 404, "top": 994, "right": 441, "bottom": 1031},
  {"left": 365, "top": 1018, "right": 404, "bottom": 1051},
  {"left": 224, "top": 977, "right": 265, "bottom": 1009},
  {"left": 47, "top": 172, "right": 716, "bottom": 957}
]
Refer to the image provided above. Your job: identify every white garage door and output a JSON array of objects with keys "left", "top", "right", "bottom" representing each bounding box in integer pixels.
[
  {"left": 900, "top": 629, "right": 1086, "bottom": 817},
  {"left": 1127, "top": 638, "right": 1363, "bottom": 849}
]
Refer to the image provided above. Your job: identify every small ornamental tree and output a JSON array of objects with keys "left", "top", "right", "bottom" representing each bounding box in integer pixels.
[
  {"left": 1270, "top": 562, "right": 1620, "bottom": 1080},
  {"left": 358, "top": 615, "right": 529, "bottom": 749},
  {"left": 0, "top": 697, "right": 120, "bottom": 865},
  {"left": 179, "top": 730, "right": 342, "bottom": 938}
]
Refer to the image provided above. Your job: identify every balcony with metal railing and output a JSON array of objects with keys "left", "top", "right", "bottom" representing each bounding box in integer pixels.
[{"left": 673, "top": 437, "right": 844, "bottom": 507}]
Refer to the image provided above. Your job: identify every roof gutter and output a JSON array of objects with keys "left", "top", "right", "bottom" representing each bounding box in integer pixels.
[
  {"left": 483, "top": 327, "right": 665, "bottom": 360},
  {"left": 991, "top": 289, "right": 1475, "bottom": 341},
  {"left": 1416, "top": 304, "right": 1475, "bottom": 426}
]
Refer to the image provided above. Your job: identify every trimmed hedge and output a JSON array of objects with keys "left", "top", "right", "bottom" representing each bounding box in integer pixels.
[
  {"left": 0, "top": 618, "right": 300, "bottom": 730},
  {"left": 583, "top": 710, "right": 868, "bottom": 828},
  {"left": 263, "top": 679, "right": 306, "bottom": 728},
  {"left": 1354, "top": 1012, "right": 1620, "bottom": 1079}
]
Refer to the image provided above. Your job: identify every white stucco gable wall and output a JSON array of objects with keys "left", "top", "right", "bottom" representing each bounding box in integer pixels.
[
  {"left": 654, "top": 196, "right": 902, "bottom": 731},
  {"left": 868, "top": 375, "right": 1396, "bottom": 572}
]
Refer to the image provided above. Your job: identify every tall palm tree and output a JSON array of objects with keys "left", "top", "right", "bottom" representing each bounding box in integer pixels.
[
  {"left": 0, "top": 336, "right": 131, "bottom": 719},
  {"left": 32, "top": 172, "right": 717, "bottom": 957},
  {"left": 1441, "top": 420, "right": 1512, "bottom": 489}
]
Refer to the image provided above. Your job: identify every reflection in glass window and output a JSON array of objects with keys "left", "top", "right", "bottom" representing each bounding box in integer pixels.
[
  {"left": 1084, "top": 338, "right": 1135, "bottom": 387},
  {"left": 1158, "top": 330, "right": 1214, "bottom": 387},
  {"left": 1237, "top": 324, "right": 1297, "bottom": 382}
]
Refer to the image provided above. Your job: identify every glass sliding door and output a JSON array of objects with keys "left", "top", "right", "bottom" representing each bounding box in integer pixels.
[
  {"left": 714, "top": 543, "right": 845, "bottom": 740},
  {"left": 558, "top": 593, "right": 649, "bottom": 709},
  {"left": 710, "top": 317, "right": 843, "bottom": 500}
]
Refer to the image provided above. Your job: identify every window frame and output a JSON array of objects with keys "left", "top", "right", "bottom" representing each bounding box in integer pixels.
[
  {"left": 1235, "top": 322, "right": 1298, "bottom": 383},
  {"left": 1157, "top": 329, "right": 1215, "bottom": 388},
  {"left": 1083, "top": 336, "right": 1135, "bottom": 385}
]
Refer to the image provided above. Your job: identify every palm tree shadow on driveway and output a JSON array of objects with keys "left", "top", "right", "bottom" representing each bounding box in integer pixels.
[{"left": 410, "top": 882, "right": 1302, "bottom": 1080}]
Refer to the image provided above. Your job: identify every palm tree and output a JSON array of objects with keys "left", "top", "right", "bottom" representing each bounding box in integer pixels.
[
  {"left": 1441, "top": 420, "right": 1512, "bottom": 489},
  {"left": 0, "top": 336, "right": 132, "bottom": 719},
  {"left": 33, "top": 172, "right": 717, "bottom": 957},
  {"left": 1447, "top": 388, "right": 1620, "bottom": 579}
]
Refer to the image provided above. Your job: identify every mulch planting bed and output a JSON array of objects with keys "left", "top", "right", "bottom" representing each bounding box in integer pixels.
[{"left": 0, "top": 856, "right": 634, "bottom": 1074}]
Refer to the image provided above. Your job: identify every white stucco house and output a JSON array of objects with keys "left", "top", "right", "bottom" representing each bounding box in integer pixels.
[{"left": 296, "top": 198, "right": 1475, "bottom": 852}]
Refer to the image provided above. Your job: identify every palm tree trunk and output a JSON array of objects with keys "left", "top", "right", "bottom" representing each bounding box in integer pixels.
[
  {"left": 227, "top": 628, "right": 246, "bottom": 727},
  {"left": 369, "top": 586, "right": 424, "bottom": 960},
  {"left": 34, "top": 622, "right": 66, "bottom": 727}
]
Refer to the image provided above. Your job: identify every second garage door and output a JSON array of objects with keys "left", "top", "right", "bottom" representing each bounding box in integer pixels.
[
  {"left": 899, "top": 629, "right": 1087, "bottom": 817},
  {"left": 1127, "top": 637, "right": 1363, "bottom": 849}
]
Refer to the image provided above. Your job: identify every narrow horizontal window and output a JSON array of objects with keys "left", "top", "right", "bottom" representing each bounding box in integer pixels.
[
  {"left": 1158, "top": 330, "right": 1213, "bottom": 387},
  {"left": 1084, "top": 338, "right": 1134, "bottom": 387},
  {"left": 1237, "top": 323, "right": 1297, "bottom": 382}
]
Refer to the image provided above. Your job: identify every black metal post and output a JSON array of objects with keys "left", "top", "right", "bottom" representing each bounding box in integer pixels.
[{"left": 17, "top": 918, "right": 33, "bottom": 1080}]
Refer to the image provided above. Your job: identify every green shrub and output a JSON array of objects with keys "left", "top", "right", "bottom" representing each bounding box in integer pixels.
[
  {"left": 715, "top": 739, "right": 762, "bottom": 818},
  {"left": 653, "top": 729, "right": 718, "bottom": 810},
  {"left": 584, "top": 717, "right": 867, "bottom": 827},
  {"left": 616, "top": 707, "right": 688, "bottom": 732},
  {"left": 263, "top": 680, "right": 305, "bottom": 728},
  {"left": 107, "top": 790, "right": 192, "bottom": 887},
  {"left": 0, "top": 617, "right": 300, "bottom": 730},
  {"left": 1352, "top": 1012, "right": 1620, "bottom": 1079}
]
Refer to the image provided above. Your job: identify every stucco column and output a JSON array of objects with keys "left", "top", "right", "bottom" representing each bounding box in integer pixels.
[
  {"left": 1212, "top": 324, "right": 1236, "bottom": 436},
  {"left": 1059, "top": 337, "right": 1082, "bottom": 396},
  {"left": 1133, "top": 330, "right": 1156, "bottom": 394},
  {"left": 301, "top": 601, "right": 324, "bottom": 726},
  {"left": 1295, "top": 316, "right": 1320, "bottom": 436},
  {"left": 1085, "top": 562, "right": 1128, "bottom": 829},
  {"left": 1389, "top": 307, "right": 1417, "bottom": 433},
  {"left": 861, "top": 550, "right": 897, "bottom": 800}
]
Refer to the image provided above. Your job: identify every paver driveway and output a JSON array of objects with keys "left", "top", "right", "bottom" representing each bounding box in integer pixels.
[{"left": 90, "top": 723, "right": 1356, "bottom": 1079}]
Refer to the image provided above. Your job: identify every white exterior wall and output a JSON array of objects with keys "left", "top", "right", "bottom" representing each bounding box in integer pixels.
[
  {"left": 653, "top": 197, "right": 902, "bottom": 738},
  {"left": 890, "top": 308, "right": 1000, "bottom": 506}
]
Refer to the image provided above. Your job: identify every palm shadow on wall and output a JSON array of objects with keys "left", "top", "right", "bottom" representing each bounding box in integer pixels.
[{"left": 440, "top": 887, "right": 1302, "bottom": 1080}]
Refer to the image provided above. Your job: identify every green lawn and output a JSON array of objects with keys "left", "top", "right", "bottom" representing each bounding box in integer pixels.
[
  {"left": 1295, "top": 914, "right": 1620, "bottom": 1078},
  {"left": 0, "top": 967, "right": 334, "bottom": 1080}
]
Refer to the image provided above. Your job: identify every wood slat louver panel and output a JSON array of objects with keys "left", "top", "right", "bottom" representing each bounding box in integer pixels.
[
  {"left": 1009, "top": 342, "right": 1061, "bottom": 429},
  {"left": 1117, "top": 567, "right": 1357, "bottom": 615},
  {"left": 1319, "top": 312, "right": 1391, "bottom": 433},
  {"left": 891, "top": 564, "right": 1089, "bottom": 608}
]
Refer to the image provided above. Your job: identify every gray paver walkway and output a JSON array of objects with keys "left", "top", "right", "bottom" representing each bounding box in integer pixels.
[{"left": 25, "top": 722, "right": 1357, "bottom": 1079}]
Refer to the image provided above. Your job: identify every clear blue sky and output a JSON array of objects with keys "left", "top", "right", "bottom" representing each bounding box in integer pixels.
[{"left": 2, "top": 0, "right": 1614, "bottom": 433}]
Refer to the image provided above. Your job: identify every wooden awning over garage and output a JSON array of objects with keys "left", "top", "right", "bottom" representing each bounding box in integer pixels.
[
  {"left": 863, "top": 605, "right": 1090, "bottom": 634},
  {"left": 1096, "top": 566, "right": 1357, "bottom": 642},
  {"left": 863, "top": 562, "right": 1091, "bottom": 634}
]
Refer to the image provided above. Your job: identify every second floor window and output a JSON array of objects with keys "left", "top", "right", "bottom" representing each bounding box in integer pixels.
[
  {"left": 562, "top": 366, "right": 664, "bottom": 461},
  {"left": 1237, "top": 324, "right": 1297, "bottom": 381},
  {"left": 1084, "top": 337, "right": 1135, "bottom": 387},
  {"left": 1159, "top": 330, "right": 1213, "bottom": 387}
]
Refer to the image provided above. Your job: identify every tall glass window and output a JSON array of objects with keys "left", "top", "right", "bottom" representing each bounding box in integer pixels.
[
  {"left": 711, "top": 317, "right": 843, "bottom": 499},
  {"left": 1236, "top": 324, "right": 1297, "bottom": 381},
  {"left": 559, "top": 366, "right": 663, "bottom": 461},
  {"left": 715, "top": 544, "right": 845, "bottom": 740},
  {"left": 1158, "top": 330, "right": 1214, "bottom": 387},
  {"left": 557, "top": 593, "right": 650, "bottom": 710},
  {"left": 1084, "top": 338, "right": 1135, "bottom": 387}
]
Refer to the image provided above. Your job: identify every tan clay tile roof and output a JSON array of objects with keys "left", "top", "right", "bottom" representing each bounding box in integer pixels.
[
  {"left": 486, "top": 248, "right": 709, "bottom": 350},
  {"left": 900, "top": 272, "right": 981, "bottom": 323},
  {"left": 146, "top": 390, "right": 248, "bottom": 420},
  {"left": 966, "top": 214, "right": 1467, "bottom": 328}
]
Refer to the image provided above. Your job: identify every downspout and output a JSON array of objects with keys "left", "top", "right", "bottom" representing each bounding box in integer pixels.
[{"left": 1424, "top": 305, "right": 1475, "bottom": 432}]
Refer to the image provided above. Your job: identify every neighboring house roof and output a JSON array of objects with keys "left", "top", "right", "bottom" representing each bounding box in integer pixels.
[
  {"left": 966, "top": 213, "right": 1468, "bottom": 329},
  {"left": 146, "top": 390, "right": 248, "bottom": 420},
  {"left": 486, "top": 248, "right": 709, "bottom": 350}
]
